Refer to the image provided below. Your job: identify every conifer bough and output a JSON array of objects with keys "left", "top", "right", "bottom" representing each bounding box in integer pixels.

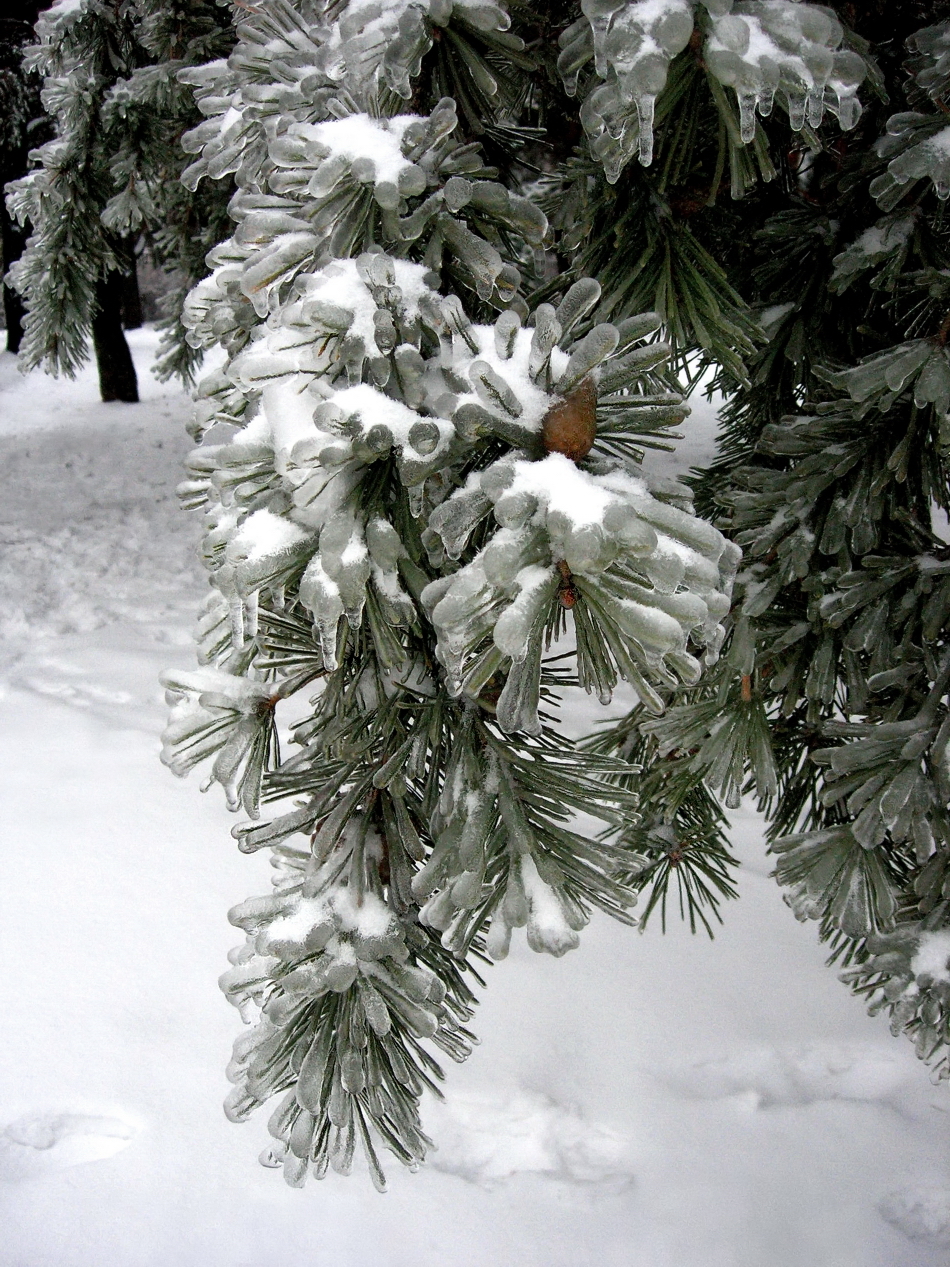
[
  {"left": 152, "top": 0, "right": 950, "bottom": 1187},
  {"left": 160, "top": 0, "right": 743, "bottom": 1187}
]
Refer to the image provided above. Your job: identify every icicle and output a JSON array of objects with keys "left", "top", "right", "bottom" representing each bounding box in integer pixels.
[
  {"left": 230, "top": 596, "right": 246, "bottom": 649},
  {"left": 787, "top": 88, "right": 806, "bottom": 131},
  {"left": 693, "top": 4, "right": 869, "bottom": 156},
  {"left": 407, "top": 484, "right": 425, "bottom": 518},
  {"left": 558, "top": 27, "right": 592, "bottom": 99},
  {"left": 245, "top": 589, "right": 259, "bottom": 640},
  {"left": 581, "top": 0, "right": 623, "bottom": 79},
  {"left": 738, "top": 92, "right": 757, "bottom": 145},
  {"left": 636, "top": 93, "right": 656, "bottom": 167},
  {"left": 835, "top": 90, "right": 861, "bottom": 131},
  {"left": 603, "top": 150, "right": 625, "bottom": 185}
]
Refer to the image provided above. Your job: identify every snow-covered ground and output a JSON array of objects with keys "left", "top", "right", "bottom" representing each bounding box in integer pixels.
[{"left": 0, "top": 331, "right": 947, "bottom": 1267}]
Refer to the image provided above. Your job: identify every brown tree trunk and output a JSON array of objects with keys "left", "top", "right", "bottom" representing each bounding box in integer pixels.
[
  {"left": 119, "top": 239, "right": 143, "bottom": 330},
  {"left": 92, "top": 271, "right": 139, "bottom": 402}
]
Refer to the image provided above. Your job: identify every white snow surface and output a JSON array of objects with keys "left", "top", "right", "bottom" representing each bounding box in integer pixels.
[
  {"left": 227, "top": 507, "right": 312, "bottom": 564},
  {"left": 507, "top": 452, "right": 622, "bottom": 526},
  {"left": 1, "top": 330, "right": 948, "bottom": 1266},
  {"left": 301, "top": 257, "right": 432, "bottom": 351},
  {"left": 309, "top": 114, "right": 415, "bottom": 185},
  {"left": 911, "top": 930, "right": 950, "bottom": 986}
]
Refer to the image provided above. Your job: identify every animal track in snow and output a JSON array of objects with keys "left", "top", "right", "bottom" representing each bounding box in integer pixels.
[
  {"left": 878, "top": 1187, "right": 950, "bottom": 1250},
  {"left": 0, "top": 1112, "right": 137, "bottom": 1183},
  {"left": 661, "top": 1043, "right": 915, "bottom": 1110},
  {"left": 425, "top": 1091, "right": 633, "bottom": 1190}
]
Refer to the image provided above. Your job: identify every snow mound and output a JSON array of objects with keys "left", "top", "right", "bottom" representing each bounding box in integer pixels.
[
  {"left": 425, "top": 1091, "right": 634, "bottom": 1189},
  {"left": 0, "top": 511, "right": 198, "bottom": 645},
  {"left": 878, "top": 1187, "right": 950, "bottom": 1250},
  {"left": 663, "top": 1043, "right": 912, "bottom": 1109},
  {"left": 0, "top": 334, "right": 204, "bottom": 688},
  {"left": 0, "top": 1112, "right": 137, "bottom": 1183}
]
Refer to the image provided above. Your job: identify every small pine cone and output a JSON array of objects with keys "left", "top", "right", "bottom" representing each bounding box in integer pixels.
[
  {"left": 541, "top": 376, "right": 597, "bottom": 462},
  {"left": 556, "top": 559, "right": 577, "bottom": 608}
]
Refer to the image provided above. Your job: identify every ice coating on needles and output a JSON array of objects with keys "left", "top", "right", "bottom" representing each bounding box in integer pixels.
[
  {"left": 562, "top": 0, "right": 868, "bottom": 179},
  {"left": 161, "top": 0, "right": 743, "bottom": 1192}
]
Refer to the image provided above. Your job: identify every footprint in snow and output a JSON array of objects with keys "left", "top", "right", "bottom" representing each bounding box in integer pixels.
[
  {"left": 425, "top": 1091, "right": 633, "bottom": 1190},
  {"left": 0, "top": 1112, "right": 137, "bottom": 1183},
  {"left": 878, "top": 1187, "right": 950, "bottom": 1251},
  {"left": 660, "top": 1043, "right": 914, "bottom": 1110}
]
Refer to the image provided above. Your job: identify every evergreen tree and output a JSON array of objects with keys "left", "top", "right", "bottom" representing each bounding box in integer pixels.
[
  {"left": 159, "top": 0, "right": 946, "bottom": 1189},
  {"left": 551, "top": 1, "right": 950, "bottom": 1082},
  {"left": 6, "top": 0, "right": 234, "bottom": 400},
  {"left": 0, "top": 1, "right": 47, "bottom": 354}
]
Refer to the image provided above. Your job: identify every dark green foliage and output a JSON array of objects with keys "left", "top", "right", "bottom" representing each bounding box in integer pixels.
[
  {"left": 0, "top": 2, "right": 49, "bottom": 351},
  {"left": 569, "top": 1, "right": 950, "bottom": 1079},
  {"left": 7, "top": 0, "right": 234, "bottom": 386},
  {"left": 157, "top": 0, "right": 753, "bottom": 1185}
]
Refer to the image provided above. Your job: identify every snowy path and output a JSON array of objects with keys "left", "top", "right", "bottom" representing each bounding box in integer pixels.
[{"left": 0, "top": 334, "right": 948, "bottom": 1266}]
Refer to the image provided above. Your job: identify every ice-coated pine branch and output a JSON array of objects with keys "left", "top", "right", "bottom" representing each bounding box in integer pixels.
[
  {"left": 162, "top": 0, "right": 740, "bottom": 1186},
  {"left": 585, "top": 7, "right": 950, "bottom": 1085},
  {"left": 560, "top": 0, "right": 866, "bottom": 178},
  {"left": 529, "top": 2, "right": 950, "bottom": 1088}
]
